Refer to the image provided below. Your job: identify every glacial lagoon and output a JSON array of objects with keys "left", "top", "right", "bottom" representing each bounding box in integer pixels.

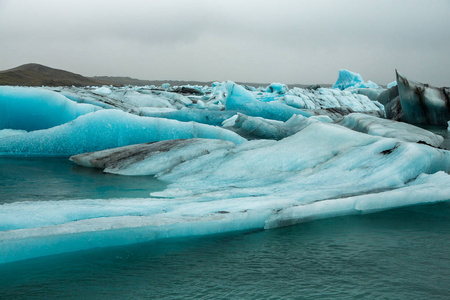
[{"left": 1, "top": 129, "right": 449, "bottom": 299}]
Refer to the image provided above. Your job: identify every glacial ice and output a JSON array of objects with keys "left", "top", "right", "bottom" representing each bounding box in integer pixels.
[
  {"left": 387, "top": 81, "right": 397, "bottom": 88},
  {"left": 266, "top": 82, "right": 289, "bottom": 94},
  {"left": 340, "top": 113, "right": 444, "bottom": 147},
  {"left": 0, "top": 110, "right": 246, "bottom": 156},
  {"left": 222, "top": 113, "right": 332, "bottom": 140},
  {"left": 224, "top": 81, "right": 312, "bottom": 121},
  {"left": 42, "top": 79, "right": 384, "bottom": 126},
  {"left": 0, "top": 129, "right": 27, "bottom": 139},
  {"left": 70, "top": 139, "right": 236, "bottom": 176},
  {"left": 2, "top": 121, "right": 450, "bottom": 263},
  {"left": 396, "top": 71, "right": 450, "bottom": 125},
  {"left": 0, "top": 86, "right": 101, "bottom": 131},
  {"left": 333, "top": 69, "right": 381, "bottom": 90},
  {"left": 2, "top": 72, "right": 450, "bottom": 264}
]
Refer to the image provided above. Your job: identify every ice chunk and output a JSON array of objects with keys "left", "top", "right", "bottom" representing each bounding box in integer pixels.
[
  {"left": 93, "top": 86, "right": 112, "bottom": 95},
  {"left": 70, "top": 139, "right": 236, "bottom": 175},
  {"left": 387, "top": 81, "right": 397, "bottom": 88},
  {"left": 225, "top": 81, "right": 312, "bottom": 121},
  {"left": 222, "top": 113, "right": 332, "bottom": 140},
  {"left": 333, "top": 69, "right": 365, "bottom": 90},
  {"left": 0, "top": 86, "right": 101, "bottom": 131},
  {"left": 396, "top": 70, "right": 450, "bottom": 125},
  {"left": 266, "top": 83, "right": 288, "bottom": 94},
  {"left": 0, "top": 110, "right": 246, "bottom": 157},
  {"left": 340, "top": 113, "right": 444, "bottom": 147},
  {"left": 333, "top": 69, "right": 381, "bottom": 90},
  {"left": 377, "top": 85, "right": 402, "bottom": 120},
  {"left": 355, "top": 88, "right": 384, "bottom": 101}
]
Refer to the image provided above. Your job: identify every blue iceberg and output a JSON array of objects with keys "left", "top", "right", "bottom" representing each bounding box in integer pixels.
[
  {"left": 0, "top": 86, "right": 101, "bottom": 131},
  {"left": 333, "top": 69, "right": 381, "bottom": 90},
  {"left": 0, "top": 110, "right": 246, "bottom": 157},
  {"left": 225, "top": 81, "right": 312, "bottom": 121}
]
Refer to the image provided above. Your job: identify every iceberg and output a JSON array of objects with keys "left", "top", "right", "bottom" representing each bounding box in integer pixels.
[
  {"left": 266, "top": 82, "right": 289, "bottom": 94},
  {"left": 285, "top": 87, "right": 384, "bottom": 113},
  {"left": 43, "top": 81, "right": 384, "bottom": 125},
  {"left": 224, "top": 81, "right": 312, "bottom": 121},
  {"left": 333, "top": 69, "right": 381, "bottom": 90},
  {"left": 2, "top": 121, "right": 450, "bottom": 263},
  {"left": 396, "top": 71, "right": 450, "bottom": 125},
  {"left": 387, "top": 81, "right": 397, "bottom": 88},
  {"left": 222, "top": 113, "right": 332, "bottom": 140},
  {"left": 377, "top": 85, "right": 402, "bottom": 120},
  {"left": 0, "top": 110, "right": 246, "bottom": 157},
  {"left": 340, "top": 113, "right": 444, "bottom": 147},
  {"left": 0, "top": 86, "right": 101, "bottom": 131}
]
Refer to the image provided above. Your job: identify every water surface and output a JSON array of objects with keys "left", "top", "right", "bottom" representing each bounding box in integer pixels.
[{"left": 0, "top": 203, "right": 449, "bottom": 299}]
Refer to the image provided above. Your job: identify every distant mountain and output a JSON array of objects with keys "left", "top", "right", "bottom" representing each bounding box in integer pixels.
[
  {"left": 0, "top": 63, "right": 100, "bottom": 87},
  {"left": 0, "top": 63, "right": 330, "bottom": 88}
]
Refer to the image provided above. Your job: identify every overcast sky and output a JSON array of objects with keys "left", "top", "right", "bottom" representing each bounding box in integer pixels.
[{"left": 1, "top": 0, "right": 450, "bottom": 85}]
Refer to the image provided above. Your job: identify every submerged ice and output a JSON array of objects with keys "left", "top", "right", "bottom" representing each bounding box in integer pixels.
[{"left": 1, "top": 72, "right": 449, "bottom": 263}]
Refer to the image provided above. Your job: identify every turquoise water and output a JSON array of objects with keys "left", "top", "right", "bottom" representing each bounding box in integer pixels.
[
  {"left": 0, "top": 157, "right": 166, "bottom": 204},
  {"left": 1, "top": 126, "right": 449, "bottom": 299}
]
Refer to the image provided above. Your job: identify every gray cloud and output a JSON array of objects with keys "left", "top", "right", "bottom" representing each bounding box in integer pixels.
[{"left": 1, "top": 0, "right": 450, "bottom": 85}]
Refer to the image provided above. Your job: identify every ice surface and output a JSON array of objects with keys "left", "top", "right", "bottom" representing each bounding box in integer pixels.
[
  {"left": 396, "top": 71, "right": 450, "bottom": 125},
  {"left": 285, "top": 87, "right": 383, "bottom": 113},
  {"left": 2, "top": 121, "right": 450, "bottom": 263},
  {"left": 340, "top": 113, "right": 444, "bottom": 147},
  {"left": 70, "top": 139, "right": 236, "bottom": 175},
  {"left": 140, "top": 107, "right": 236, "bottom": 126},
  {"left": 0, "top": 129, "right": 27, "bottom": 139},
  {"left": 0, "top": 86, "right": 101, "bottom": 131},
  {"left": 0, "top": 110, "right": 246, "bottom": 157}
]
